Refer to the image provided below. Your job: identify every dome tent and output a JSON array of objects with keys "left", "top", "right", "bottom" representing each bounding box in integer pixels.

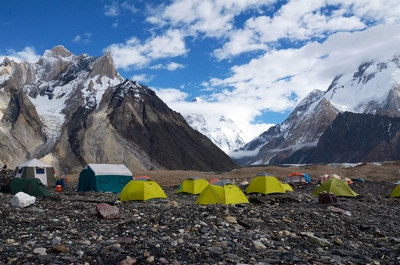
[
  {"left": 10, "top": 178, "right": 51, "bottom": 197},
  {"left": 390, "top": 185, "right": 400, "bottom": 198},
  {"left": 176, "top": 176, "right": 209, "bottom": 195},
  {"left": 120, "top": 178, "right": 167, "bottom": 202},
  {"left": 196, "top": 180, "right": 249, "bottom": 205},
  {"left": 311, "top": 178, "right": 358, "bottom": 197},
  {"left": 246, "top": 173, "right": 286, "bottom": 195}
]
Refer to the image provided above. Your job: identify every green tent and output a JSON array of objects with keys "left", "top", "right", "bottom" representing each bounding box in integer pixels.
[
  {"left": 10, "top": 178, "right": 51, "bottom": 197},
  {"left": 196, "top": 180, "right": 249, "bottom": 205},
  {"left": 311, "top": 178, "right": 358, "bottom": 197},
  {"left": 77, "top": 164, "right": 133, "bottom": 193},
  {"left": 246, "top": 174, "right": 286, "bottom": 195}
]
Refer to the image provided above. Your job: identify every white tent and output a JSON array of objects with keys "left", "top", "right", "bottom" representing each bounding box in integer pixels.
[{"left": 14, "top": 159, "right": 55, "bottom": 186}]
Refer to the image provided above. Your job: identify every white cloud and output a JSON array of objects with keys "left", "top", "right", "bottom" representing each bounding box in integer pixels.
[
  {"left": 104, "top": 2, "right": 120, "bottom": 17},
  {"left": 121, "top": 1, "right": 137, "bottom": 13},
  {"left": 214, "top": 1, "right": 370, "bottom": 60},
  {"left": 106, "top": 30, "right": 188, "bottom": 69},
  {"left": 147, "top": 0, "right": 276, "bottom": 37},
  {"left": 150, "top": 62, "right": 185, "bottom": 71},
  {"left": 132, "top": 74, "right": 154, "bottom": 83},
  {"left": 0, "top": 46, "right": 40, "bottom": 63},
  {"left": 72, "top": 35, "right": 81, "bottom": 43},
  {"left": 167, "top": 62, "right": 184, "bottom": 71},
  {"left": 72, "top": 33, "right": 92, "bottom": 44},
  {"left": 153, "top": 87, "right": 189, "bottom": 103}
]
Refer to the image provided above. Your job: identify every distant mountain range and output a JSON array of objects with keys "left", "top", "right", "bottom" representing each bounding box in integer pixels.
[
  {"left": 232, "top": 54, "right": 400, "bottom": 165},
  {"left": 1, "top": 45, "right": 400, "bottom": 172},
  {"left": 184, "top": 98, "right": 246, "bottom": 154},
  {"left": 0, "top": 46, "right": 239, "bottom": 174}
]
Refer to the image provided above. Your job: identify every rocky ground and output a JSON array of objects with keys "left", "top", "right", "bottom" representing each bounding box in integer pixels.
[{"left": 1, "top": 162, "right": 400, "bottom": 265}]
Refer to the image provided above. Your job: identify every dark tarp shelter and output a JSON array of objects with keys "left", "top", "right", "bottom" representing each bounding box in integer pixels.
[{"left": 10, "top": 178, "right": 51, "bottom": 197}]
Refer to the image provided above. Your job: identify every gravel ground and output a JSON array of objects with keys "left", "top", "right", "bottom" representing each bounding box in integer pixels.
[{"left": 1, "top": 174, "right": 400, "bottom": 265}]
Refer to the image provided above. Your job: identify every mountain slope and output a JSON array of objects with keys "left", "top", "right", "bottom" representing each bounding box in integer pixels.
[
  {"left": 0, "top": 46, "right": 240, "bottom": 174},
  {"left": 302, "top": 112, "right": 400, "bottom": 163},
  {"left": 234, "top": 54, "right": 400, "bottom": 165}
]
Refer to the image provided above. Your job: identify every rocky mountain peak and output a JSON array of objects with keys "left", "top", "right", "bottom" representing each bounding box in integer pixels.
[
  {"left": 0, "top": 57, "right": 12, "bottom": 77},
  {"left": 190, "top": 97, "right": 205, "bottom": 103},
  {"left": 48, "top": 45, "right": 74, "bottom": 58},
  {"left": 235, "top": 53, "right": 400, "bottom": 166},
  {"left": 90, "top": 50, "right": 122, "bottom": 82},
  {"left": 0, "top": 46, "right": 239, "bottom": 174}
]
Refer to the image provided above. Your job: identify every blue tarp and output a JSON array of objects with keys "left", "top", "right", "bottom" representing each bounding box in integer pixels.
[{"left": 302, "top": 173, "right": 311, "bottom": 183}]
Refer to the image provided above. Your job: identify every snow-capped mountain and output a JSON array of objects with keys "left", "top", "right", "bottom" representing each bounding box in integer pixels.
[
  {"left": 185, "top": 113, "right": 246, "bottom": 154},
  {"left": 0, "top": 46, "right": 239, "bottom": 174},
  {"left": 234, "top": 54, "right": 400, "bottom": 165},
  {"left": 184, "top": 98, "right": 246, "bottom": 154}
]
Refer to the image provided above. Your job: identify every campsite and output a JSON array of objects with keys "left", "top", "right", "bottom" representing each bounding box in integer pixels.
[{"left": 1, "top": 161, "right": 400, "bottom": 264}]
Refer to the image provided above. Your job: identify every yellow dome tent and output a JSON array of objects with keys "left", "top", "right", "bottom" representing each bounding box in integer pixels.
[
  {"left": 176, "top": 176, "right": 209, "bottom": 195},
  {"left": 390, "top": 185, "right": 400, "bottom": 198},
  {"left": 282, "top": 183, "right": 294, "bottom": 192},
  {"left": 311, "top": 178, "right": 358, "bottom": 197},
  {"left": 246, "top": 173, "right": 286, "bottom": 195},
  {"left": 120, "top": 178, "right": 167, "bottom": 202},
  {"left": 196, "top": 180, "right": 249, "bottom": 205}
]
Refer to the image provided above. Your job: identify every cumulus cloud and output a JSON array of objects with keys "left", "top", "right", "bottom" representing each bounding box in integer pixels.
[
  {"left": 132, "top": 74, "right": 154, "bottom": 83},
  {"left": 104, "top": 2, "right": 120, "bottom": 17},
  {"left": 106, "top": 30, "right": 188, "bottom": 69},
  {"left": 0, "top": 46, "right": 40, "bottom": 63},
  {"left": 150, "top": 62, "right": 185, "bottom": 71}
]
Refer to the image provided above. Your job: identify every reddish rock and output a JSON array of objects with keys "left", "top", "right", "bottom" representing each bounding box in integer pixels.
[{"left": 96, "top": 203, "right": 121, "bottom": 219}]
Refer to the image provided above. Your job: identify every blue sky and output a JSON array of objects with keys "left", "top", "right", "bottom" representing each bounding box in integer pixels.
[{"left": 1, "top": 0, "right": 400, "bottom": 141}]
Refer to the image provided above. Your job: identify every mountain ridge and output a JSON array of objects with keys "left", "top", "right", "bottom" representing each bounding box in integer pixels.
[
  {"left": 233, "top": 53, "right": 400, "bottom": 165},
  {"left": 0, "top": 46, "right": 240, "bottom": 174}
]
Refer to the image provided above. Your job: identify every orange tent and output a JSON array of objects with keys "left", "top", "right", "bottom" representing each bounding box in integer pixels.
[
  {"left": 287, "top": 172, "right": 303, "bottom": 177},
  {"left": 286, "top": 172, "right": 306, "bottom": 183},
  {"left": 209, "top": 178, "right": 220, "bottom": 184}
]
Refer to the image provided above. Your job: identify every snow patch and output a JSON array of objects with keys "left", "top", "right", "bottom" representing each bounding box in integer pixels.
[
  {"left": 29, "top": 94, "right": 65, "bottom": 142},
  {"left": 0, "top": 74, "right": 11, "bottom": 86}
]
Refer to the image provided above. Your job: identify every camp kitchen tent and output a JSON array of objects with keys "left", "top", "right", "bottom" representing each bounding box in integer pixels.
[
  {"left": 286, "top": 172, "right": 311, "bottom": 183},
  {"left": 246, "top": 174, "right": 286, "bottom": 195},
  {"left": 311, "top": 178, "right": 358, "bottom": 197},
  {"left": 196, "top": 180, "right": 249, "bottom": 205},
  {"left": 77, "top": 164, "right": 133, "bottom": 193},
  {"left": 120, "top": 178, "right": 167, "bottom": 201},
  {"left": 177, "top": 177, "right": 209, "bottom": 195},
  {"left": 9, "top": 178, "right": 51, "bottom": 197},
  {"left": 13, "top": 159, "right": 56, "bottom": 186}
]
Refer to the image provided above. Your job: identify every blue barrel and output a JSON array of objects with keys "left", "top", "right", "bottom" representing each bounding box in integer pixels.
[{"left": 61, "top": 178, "right": 67, "bottom": 187}]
